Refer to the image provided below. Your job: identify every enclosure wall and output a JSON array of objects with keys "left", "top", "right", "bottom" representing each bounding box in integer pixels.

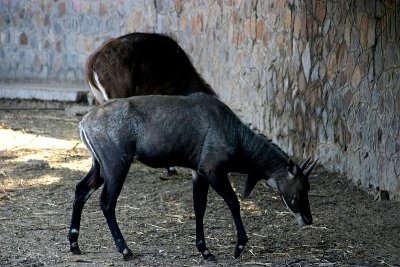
[{"left": 1, "top": 0, "right": 399, "bottom": 197}]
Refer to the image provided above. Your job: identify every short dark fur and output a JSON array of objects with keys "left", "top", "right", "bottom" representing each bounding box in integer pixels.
[
  {"left": 68, "top": 93, "right": 314, "bottom": 261},
  {"left": 86, "top": 32, "right": 216, "bottom": 102}
]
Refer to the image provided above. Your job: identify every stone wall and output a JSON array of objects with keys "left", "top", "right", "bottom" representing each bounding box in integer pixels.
[{"left": 1, "top": 0, "right": 399, "bottom": 198}]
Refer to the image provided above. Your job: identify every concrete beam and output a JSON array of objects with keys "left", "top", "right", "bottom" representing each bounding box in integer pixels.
[{"left": 0, "top": 83, "right": 89, "bottom": 102}]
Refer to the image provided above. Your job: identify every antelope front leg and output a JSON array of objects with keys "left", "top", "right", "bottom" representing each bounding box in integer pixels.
[
  {"left": 100, "top": 181, "right": 133, "bottom": 260},
  {"left": 192, "top": 171, "right": 216, "bottom": 261},
  {"left": 209, "top": 174, "right": 248, "bottom": 258}
]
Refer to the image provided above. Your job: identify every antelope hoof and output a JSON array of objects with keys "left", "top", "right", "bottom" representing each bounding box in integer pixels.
[
  {"left": 122, "top": 248, "right": 134, "bottom": 261},
  {"left": 167, "top": 167, "right": 178, "bottom": 176},
  {"left": 70, "top": 242, "right": 82, "bottom": 255},
  {"left": 234, "top": 244, "right": 245, "bottom": 258},
  {"left": 202, "top": 251, "right": 217, "bottom": 262}
]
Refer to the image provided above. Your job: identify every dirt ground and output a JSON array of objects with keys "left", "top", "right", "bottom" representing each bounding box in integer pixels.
[{"left": 0, "top": 99, "right": 399, "bottom": 267}]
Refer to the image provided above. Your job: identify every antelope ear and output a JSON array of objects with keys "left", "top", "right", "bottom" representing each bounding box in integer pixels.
[{"left": 243, "top": 175, "right": 258, "bottom": 198}]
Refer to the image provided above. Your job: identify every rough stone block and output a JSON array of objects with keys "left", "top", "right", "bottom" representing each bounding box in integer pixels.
[
  {"left": 344, "top": 17, "right": 352, "bottom": 49},
  {"left": 283, "top": 8, "right": 291, "bottom": 30},
  {"left": 360, "top": 15, "right": 368, "bottom": 49},
  {"left": 302, "top": 42, "right": 311, "bottom": 82},
  {"left": 384, "top": 44, "right": 399, "bottom": 69},
  {"left": 0, "top": 31, "right": 11, "bottom": 45},
  {"left": 155, "top": 0, "right": 175, "bottom": 14},
  {"left": 337, "top": 43, "right": 347, "bottom": 69},
  {"left": 326, "top": 51, "right": 337, "bottom": 79},
  {"left": 20, "top": 32, "right": 28, "bottom": 45},
  {"left": 58, "top": 2, "right": 66, "bottom": 17},
  {"left": 315, "top": 0, "right": 326, "bottom": 23},
  {"left": 256, "top": 18, "right": 264, "bottom": 41},
  {"left": 351, "top": 66, "right": 362, "bottom": 89}
]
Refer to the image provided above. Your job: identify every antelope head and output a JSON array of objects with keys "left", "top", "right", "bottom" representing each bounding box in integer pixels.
[{"left": 243, "top": 158, "right": 318, "bottom": 226}]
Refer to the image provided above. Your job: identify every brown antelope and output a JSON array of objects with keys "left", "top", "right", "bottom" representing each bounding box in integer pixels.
[
  {"left": 68, "top": 93, "right": 317, "bottom": 261},
  {"left": 86, "top": 32, "right": 216, "bottom": 104}
]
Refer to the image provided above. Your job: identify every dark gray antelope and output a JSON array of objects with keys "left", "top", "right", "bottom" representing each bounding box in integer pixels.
[
  {"left": 86, "top": 32, "right": 216, "bottom": 175},
  {"left": 68, "top": 93, "right": 317, "bottom": 260}
]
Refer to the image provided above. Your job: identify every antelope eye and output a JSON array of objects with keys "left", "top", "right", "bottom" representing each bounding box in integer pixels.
[{"left": 290, "top": 195, "right": 297, "bottom": 205}]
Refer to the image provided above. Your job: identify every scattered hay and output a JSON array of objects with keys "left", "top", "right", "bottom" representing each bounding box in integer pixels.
[{"left": 0, "top": 102, "right": 399, "bottom": 266}]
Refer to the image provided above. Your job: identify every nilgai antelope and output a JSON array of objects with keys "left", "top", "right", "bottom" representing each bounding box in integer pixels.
[
  {"left": 86, "top": 32, "right": 216, "bottom": 103},
  {"left": 68, "top": 93, "right": 317, "bottom": 261},
  {"left": 86, "top": 32, "right": 216, "bottom": 175}
]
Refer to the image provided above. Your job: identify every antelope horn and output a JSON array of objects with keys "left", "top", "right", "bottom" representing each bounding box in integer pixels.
[
  {"left": 304, "top": 158, "right": 319, "bottom": 178},
  {"left": 300, "top": 157, "right": 312, "bottom": 171}
]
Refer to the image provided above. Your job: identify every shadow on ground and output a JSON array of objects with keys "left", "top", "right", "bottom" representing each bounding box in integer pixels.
[{"left": 0, "top": 101, "right": 399, "bottom": 266}]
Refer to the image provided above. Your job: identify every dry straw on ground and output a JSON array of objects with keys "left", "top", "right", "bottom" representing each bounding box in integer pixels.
[{"left": 0, "top": 100, "right": 399, "bottom": 266}]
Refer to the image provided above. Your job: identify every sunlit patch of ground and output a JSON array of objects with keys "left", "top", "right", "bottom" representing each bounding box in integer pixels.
[
  {"left": 0, "top": 128, "right": 82, "bottom": 151},
  {"left": 1, "top": 104, "right": 400, "bottom": 266},
  {"left": 0, "top": 127, "right": 91, "bottom": 203}
]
